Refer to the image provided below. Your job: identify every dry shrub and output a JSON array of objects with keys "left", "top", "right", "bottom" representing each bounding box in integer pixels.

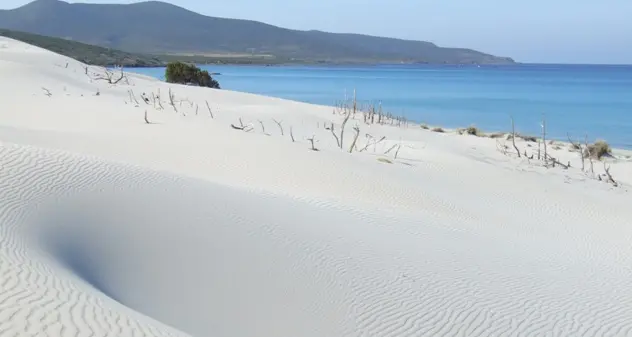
[
  {"left": 420, "top": 124, "right": 429, "bottom": 130},
  {"left": 463, "top": 125, "right": 482, "bottom": 136},
  {"left": 432, "top": 127, "right": 445, "bottom": 133},
  {"left": 488, "top": 132, "right": 506, "bottom": 139},
  {"left": 507, "top": 133, "right": 538, "bottom": 142},
  {"left": 377, "top": 158, "right": 393, "bottom": 164},
  {"left": 584, "top": 140, "right": 611, "bottom": 159}
]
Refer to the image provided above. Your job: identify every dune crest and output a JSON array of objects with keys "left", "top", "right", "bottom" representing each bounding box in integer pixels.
[{"left": 1, "top": 36, "right": 632, "bottom": 336}]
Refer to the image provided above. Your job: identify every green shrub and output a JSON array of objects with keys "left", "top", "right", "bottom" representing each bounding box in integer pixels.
[{"left": 165, "top": 62, "right": 220, "bottom": 89}]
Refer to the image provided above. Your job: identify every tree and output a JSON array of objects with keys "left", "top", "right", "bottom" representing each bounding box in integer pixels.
[{"left": 165, "top": 62, "right": 220, "bottom": 89}]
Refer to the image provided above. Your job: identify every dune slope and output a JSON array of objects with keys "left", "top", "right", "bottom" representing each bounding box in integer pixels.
[{"left": 1, "top": 36, "right": 632, "bottom": 337}]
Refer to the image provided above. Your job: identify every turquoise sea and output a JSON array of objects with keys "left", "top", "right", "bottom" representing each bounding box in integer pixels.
[{"left": 130, "top": 64, "right": 632, "bottom": 149}]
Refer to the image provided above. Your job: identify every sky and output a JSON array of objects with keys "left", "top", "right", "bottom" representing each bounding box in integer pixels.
[{"left": 3, "top": 0, "right": 632, "bottom": 64}]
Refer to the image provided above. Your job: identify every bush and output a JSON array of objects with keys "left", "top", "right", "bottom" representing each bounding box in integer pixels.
[
  {"left": 431, "top": 127, "right": 445, "bottom": 133},
  {"left": 420, "top": 124, "right": 429, "bottom": 130},
  {"left": 488, "top": 132, "right": 506, "bottom": 139},
  {"left": 584, "top": 140, "right": 611, "bottom": 159},
  {"left": 165, "top": 62, "right": 220, "bottom": 89},
  {"left": 458, "top": 125, "right": 482, "bottom": 136}
]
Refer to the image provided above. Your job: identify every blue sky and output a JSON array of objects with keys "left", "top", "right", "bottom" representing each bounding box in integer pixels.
[{"left": 3, "top": 0, "right": 631, "bottom": 64}]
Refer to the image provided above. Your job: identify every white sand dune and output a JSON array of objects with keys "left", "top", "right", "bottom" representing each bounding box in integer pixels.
[{"left": 1, "top": 36, "right": 632, "bottom": 337}]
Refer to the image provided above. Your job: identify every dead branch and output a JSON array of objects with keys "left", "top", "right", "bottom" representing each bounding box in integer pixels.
[
  {"left": 168, "top": 88, "right": 178, "bottom": 113},
  {"left": 567, "top": 133, "right": 585, "bottom": 171},
  {"left": 205, "top": 101, "right": 214, "bottom": 119},
  {"left": 41, "top": 87, "right": 52, "bottom": 97},
  {"left": 339, "top": 97, "right": 353, "bottom": 149},
  {"left": 307, "top": 135, "right": 319, "bottom": 151},
  {"left": 349, "top": 125, "right": 361, "bottom": 153},
  {"left": 541, "top": 115, "right": 548, "bottom": 162},
  {"left": 230, "top": 118, "right": 253, "bottom": 132},
  {"left": 144, "top": 110, "right": 150, "bottom": 124},
  {"left": 384, "top": 144, "right": 398, "bottom": 155},
  {"left": 585, "top": 135, "right": 595, "bottom": 176},
  {"left": 359, "top": 135, "right": 386, "bottom": 152},
  {"left": 195, "top": 104, "right": 199, "bottom": 115},
  {"left": 511, "top": 117, "right": 521, "bottom": 158},
  {"left": 546, "top": 154, "right": 569, "bottom": 169},
  {"left": 257, "top": 120, "right": 267, "bottom": 134},
  {"left": 290, "top": 127, "right": 295, "bottom": 142},
  {"left": 603, "top": 162, "right": 618, "bottom": 187},
  {"left": 394, "top": 144, "right": 402, "bottom": 159},
  {"left": 329, "top": 123, "right": 341, "bottom": 147},
  {"left": 128, "top": 90, "right": 140, "bottom": 106},
  {"left": 273, "top": 119, "right": 284, "bottom": 135},
  {"left": 92, "top": 67, "right": 128, "bottom": 85}
]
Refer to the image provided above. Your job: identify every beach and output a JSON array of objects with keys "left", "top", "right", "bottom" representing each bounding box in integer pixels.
[{"left": 1, "top": 36, "right": 632, "bottom": 337}]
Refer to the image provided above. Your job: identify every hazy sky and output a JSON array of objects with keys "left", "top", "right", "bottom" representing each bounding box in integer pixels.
[{"left": 3, "top": 0, "right": 632, "bottom": 64}]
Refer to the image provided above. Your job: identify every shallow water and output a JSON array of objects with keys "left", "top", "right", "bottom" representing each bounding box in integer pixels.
[{"left": 130, "top": 64, "right": 632, "bottom": 148}]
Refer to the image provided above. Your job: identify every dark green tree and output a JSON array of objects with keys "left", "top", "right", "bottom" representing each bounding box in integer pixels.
[{"left": 165, "top": 62, "right": 220, "bottom": 89}]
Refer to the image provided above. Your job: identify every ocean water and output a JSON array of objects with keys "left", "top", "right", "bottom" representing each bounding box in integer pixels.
[{"left": 130, "top": 64, "right": 632, "bottom": 149}]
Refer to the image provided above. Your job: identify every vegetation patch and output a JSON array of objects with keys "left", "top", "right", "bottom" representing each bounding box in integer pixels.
[
  {"left": 431, "top": 127, "right": 445, "bottom": 133},
  {"left": 165, "top": 62, "right": 220, "bottom": 88},
  {"left": 457, "top": 125, "right": 482, "bottom": 136},
  {"left": 584, "top": 140, "right": 611, "bottom": 159},
  {"left": 377, "top": 158, "right": 393, "bottom": 164}
]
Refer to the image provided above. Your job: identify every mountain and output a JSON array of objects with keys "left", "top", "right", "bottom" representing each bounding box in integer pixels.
[{"left": 0, "top": 0, "right": 515, "bottom": 64}]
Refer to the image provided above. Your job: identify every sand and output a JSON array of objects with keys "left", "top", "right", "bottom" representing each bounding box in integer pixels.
[{"left": 1, "top": 36, "right": 632, "bottom": 337}]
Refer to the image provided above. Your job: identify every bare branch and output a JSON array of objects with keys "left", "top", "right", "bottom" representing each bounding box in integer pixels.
[
  {"left": 41, "top": 87, "right": 52, "bottom": 97},
  {"left": 230, "top": 118, "right": 253, "bottom": 132},
  {"left": 603, "top": 162, "right": 618, "bottom": 187},
  {"left": 511, "top": 117, "right": 521, "bottom": 158},
  {"left": 307, "top": 135, "right": 319, "bottom": 151},
  {"left": 359, "top": 135, "right": 386, "bottom": 152},
  {"left": 257, "top": 120, "right": 266, "bottom": 134},
  {"left": 168, "top": 88, "right": 178, "bottom": 113},
  {"left": 290, "top": 126, "right": 295, "bottom": 142},
  {"left": 384, "top": 144, "right": 398, "bottom": 155},
  {"left": 567, "top": 133, "right": 585, "bottom": 172},
  {"left": 329, "top": 123, "right": 341, "bottom": 147},
  {"left": 205, "top": 101, "right": 214, "bottom": 118},
  {"left": 128, "top": 90, "right": 140, "bottom": 106},
  {"left": 272, "top": 119, "right": 284, "bottom": 135},
  {"left": 349, "top": 125, "right": 360, "bottom": 153},
  {"left": 585, "top": 135, "right": 595, "bottom": 176},
  {"left": 394, "top": 144, "right": 402, "bottom": 159},
  {"left": 144, "top": 110, "right": 151, "bottom": 124}
]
